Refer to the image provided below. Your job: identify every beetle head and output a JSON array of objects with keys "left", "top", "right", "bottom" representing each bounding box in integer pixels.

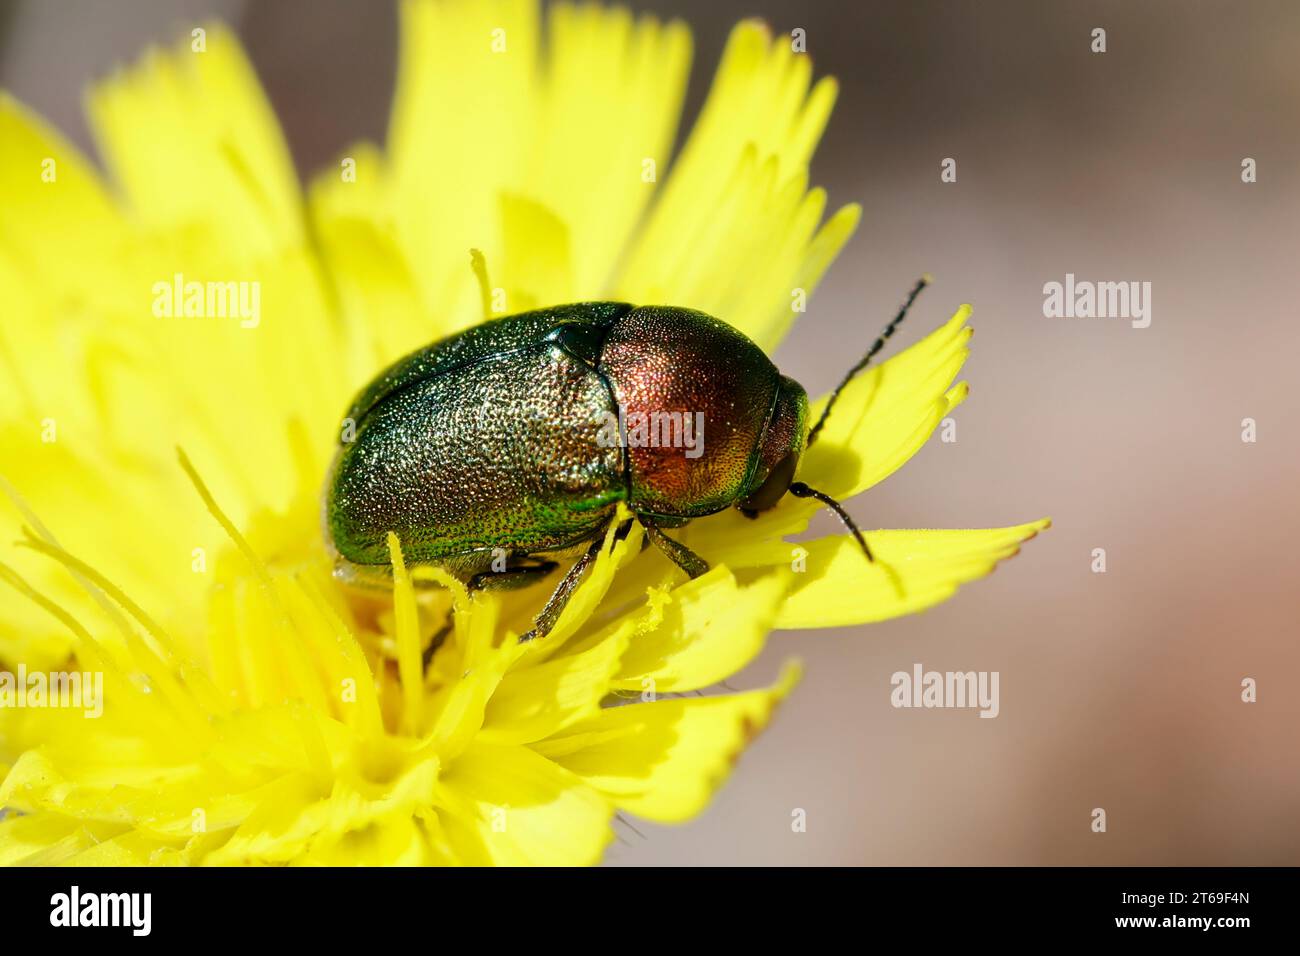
[
  {"left": 737, "top": 375, "right": 808, "bottom": 513},
  {"left": 737, "top": 374, "right": 877, "bottom": 565}
]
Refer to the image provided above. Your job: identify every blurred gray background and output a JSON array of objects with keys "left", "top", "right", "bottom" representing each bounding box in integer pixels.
[{"left": 3, "top": 0, "right": 1298, "bottom": 865}]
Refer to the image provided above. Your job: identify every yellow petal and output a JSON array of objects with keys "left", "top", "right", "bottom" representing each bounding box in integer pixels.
[
  {"left": 614, "top": 20, "right": 853, "bottom": 349},
  {"left": 388, "top": 0, "right": 541, "bottom": 328},
  {"left": 420, "top": 595, "right": 521, "bottom": 761},
  {"left": 498, "top": 192, "right": 573, "bottom": 310},
  {"left": 8, "top": 24, "right": 346, "bottom": 536},
  {"left": 87, "top": 23, "right": 303, "bottom": 257},
  {"left": 521, "top": 3, "right": 691, "bottom": 296},
  {"left": 203, "top": 744, "right": 450, "bottom": 865},
  {"left": 77, "top": 28, "right": 342, "bottom": 525},
  {"left": 200, "top": 773, "right": 329, "bottom": 865},
  {"left": 387, "top": 0, "right": 692, "bottom": 328},
  {"left": 296, "top": 814, "right": 445, "bottom": 866},
  {"left": 0, "top": 94, "right": 123, "bottom": 303},
  {"left": 387, "top": 532, "right": 426, "bottom": 735},
  {"left": 562, "top": 565, "right": 790, "bottom": 693},
  {"left": 307, "top": 141, "right": 432, "bottom": 377},
  {"left": 799, "top": 306, "right": 972, "bottom": 500},
  {"left": 0, "top": 813, "right": 128, "bottom": 866},
  {"left": 0, "top": 427, "right": 222, "bottom": 670},
  {"left": 776, "top": 520, "right": 1051, "bottom": 628},
  {"left": 67, "top": 830, "right": 197, "bottom": 866},
  {"left": 435, "top": 741, "right": 612, "bottom": 865},
  {"left": 478, "top": 625, "right": 629, "bottom": 745},
  {"left": 533, "top": 662, "right": 800, "bottom": 823},
  {"left": 0, "top": 99, "right": 145, "bottom": 449}
]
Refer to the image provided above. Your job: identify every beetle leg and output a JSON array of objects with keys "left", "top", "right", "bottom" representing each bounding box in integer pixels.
[
  {"left": 641, "top": 517, "right": 710, "bottom": 580},
  {"left": 422, "top": 621, "right": 453, "bottom": 671},
  {"left": 427, "top": 559, "right": 565, "bottom": 657},
  {"left": 517, "top": 533, "right": 614, "bottom": 643}
]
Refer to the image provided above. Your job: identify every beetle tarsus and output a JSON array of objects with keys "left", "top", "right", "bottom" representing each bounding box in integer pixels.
[
  {"left": 422, "top": 621, "right": 454, "bottom": 671},
  {"left": 641, "top": 518, "right": 710, "bottom": 579},
  {"left": 517, "top": 531, "right": 611, "bottom": 642}
]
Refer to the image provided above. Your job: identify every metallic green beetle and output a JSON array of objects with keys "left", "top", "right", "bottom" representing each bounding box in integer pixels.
[{"left": 326, "top": 280, "right": 928, "bottom": 641}]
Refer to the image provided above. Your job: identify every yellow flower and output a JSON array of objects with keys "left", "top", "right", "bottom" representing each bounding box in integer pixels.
[{"left": 0, "top": 0, "right": 1047, "bottom": 865}]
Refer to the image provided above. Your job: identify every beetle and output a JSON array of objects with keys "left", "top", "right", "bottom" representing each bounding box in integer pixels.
[{"left": 325, "top": 277, "right": 930, "bottom": 642}]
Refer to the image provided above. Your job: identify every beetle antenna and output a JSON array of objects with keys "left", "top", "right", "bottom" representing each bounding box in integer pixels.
[
  {"left": 807, "top": 274, "right": 931, "bottom": 447},
  {"left": 788, "top": 481, "right": 873, "bottom": 562}
]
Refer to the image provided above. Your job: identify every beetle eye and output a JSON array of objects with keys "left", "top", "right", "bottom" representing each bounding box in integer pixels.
[{"left": 739, "top": 452, "right": 798, "bottom": 513}]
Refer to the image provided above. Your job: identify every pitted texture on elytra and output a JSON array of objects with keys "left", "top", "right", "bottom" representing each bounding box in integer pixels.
[
  {"left": 344, "top": 302, "right": 633, "bottom": 431},
  {"left": 603, "top": 306, "right": 780, "bottom": 518},
  {"left": 329, "top": 337, "right": 624, "bottom": 567}
]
